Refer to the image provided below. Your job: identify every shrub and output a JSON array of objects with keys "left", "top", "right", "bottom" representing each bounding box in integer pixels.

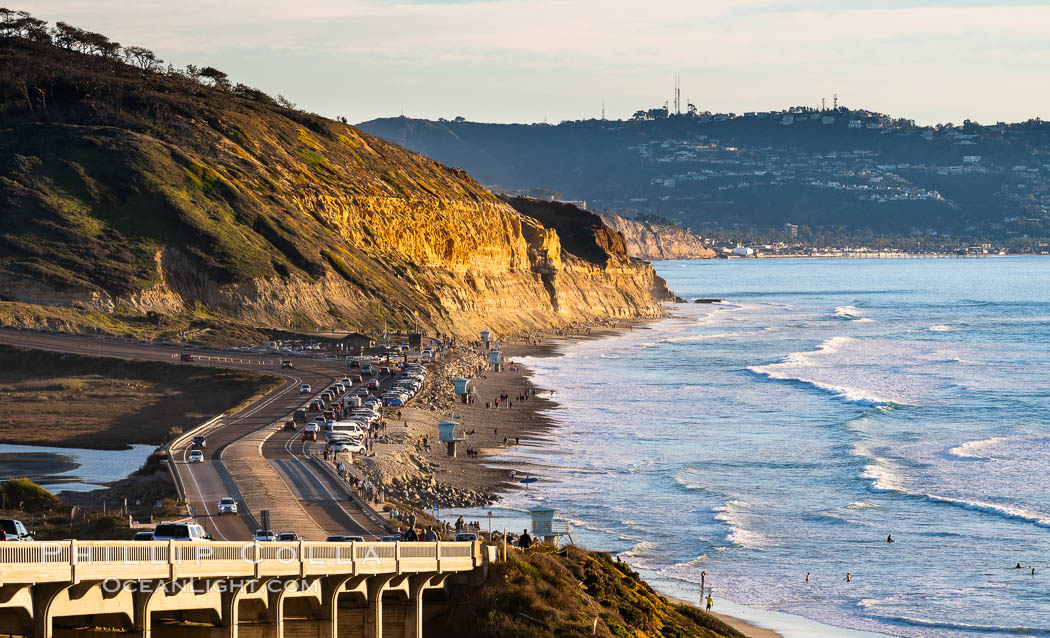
[{"left": 3, "top": 478, "right": 61, "bottom": 512}]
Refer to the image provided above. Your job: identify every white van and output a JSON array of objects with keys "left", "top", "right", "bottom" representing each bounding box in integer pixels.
[{"left": 152, "top": 522, "right": 211, "bottom": 541}]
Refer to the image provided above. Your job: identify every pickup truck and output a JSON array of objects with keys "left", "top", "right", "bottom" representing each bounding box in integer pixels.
[{"left": 0, "top": 519, "right": 32, "bottom": 541}]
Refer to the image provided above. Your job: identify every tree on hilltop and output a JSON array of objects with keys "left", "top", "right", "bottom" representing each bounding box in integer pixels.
[
  {"left": 0, "top": 7, "right": 49, "bottom": 41},
  {"left": 123, "top": 45, "right": 162, "bottom": 71},
  {"left": 198, "top": 66, "right": 230, "bottom": 90}
]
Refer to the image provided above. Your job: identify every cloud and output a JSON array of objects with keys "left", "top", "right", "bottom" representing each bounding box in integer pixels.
[{"left": 21, "top": 0, "right": 1050, "bottom": 123}]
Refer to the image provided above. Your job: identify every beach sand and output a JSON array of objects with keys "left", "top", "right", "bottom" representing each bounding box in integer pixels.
[{"left": 361, "top": 323, "right": 782, "bottom": 638}]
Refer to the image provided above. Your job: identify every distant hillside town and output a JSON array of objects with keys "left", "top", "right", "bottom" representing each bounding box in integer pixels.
[{"left": 359, "top": 100, "right": 1050, "bottom": 253}]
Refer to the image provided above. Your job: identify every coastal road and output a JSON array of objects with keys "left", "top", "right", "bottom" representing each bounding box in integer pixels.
[{"left": 0, "top": 329, "right": 388, "bottom": 540}]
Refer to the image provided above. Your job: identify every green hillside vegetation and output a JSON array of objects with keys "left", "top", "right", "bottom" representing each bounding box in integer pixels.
[{"left": 440, "top": 546, "right": 743, "bottom": 638}]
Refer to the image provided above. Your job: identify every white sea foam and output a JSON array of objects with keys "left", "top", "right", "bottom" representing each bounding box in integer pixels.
[
  {"left": 948, "top": 436, "right": 1011, "bottom": 460},
  {"left": 713, "top": 500, "right": 771, "bottom": 549},
  {"left": 929, "top": 324, "right": 954, "bottom": 332},
  {"left": 845, "top": 501, "right": 879, "bottom": 509}
]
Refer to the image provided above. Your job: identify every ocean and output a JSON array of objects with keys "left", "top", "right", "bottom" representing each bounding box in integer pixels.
[{"left": 453, "top": 257, "right": 1050, "bottom": 637}]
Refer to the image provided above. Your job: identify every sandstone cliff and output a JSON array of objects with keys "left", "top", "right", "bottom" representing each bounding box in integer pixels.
[
  {"left": 599, "top": 214, "right": 716, "bottom": 260},
  {"left": 0, "top": 38, "right": 670, "bottom": 340}
]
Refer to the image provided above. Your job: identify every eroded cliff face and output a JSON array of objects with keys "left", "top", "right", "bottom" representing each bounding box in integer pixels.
[
  {"left": 0, "top": 40, "right": 670, "bottom": 339},
  {"left": 600, "top": 214, "right": 715, "bottom": 260}
]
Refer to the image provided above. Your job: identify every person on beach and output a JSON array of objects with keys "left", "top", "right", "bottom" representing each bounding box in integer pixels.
[{"left": 706, "top": 595, "right": 713, "bottom": 611}]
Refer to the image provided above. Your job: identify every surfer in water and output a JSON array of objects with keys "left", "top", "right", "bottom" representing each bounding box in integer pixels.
[{"left": 887, "top": 534, "right": 894, "bottom": 543}]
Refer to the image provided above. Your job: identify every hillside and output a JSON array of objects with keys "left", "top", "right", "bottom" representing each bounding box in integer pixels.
[
  {"left": 440, "top": 545, "right": 744, "bottom": 638},
  {"left": 0, "top": 31, "right": 672, "bottom": 341},
  {"left": 359, "top": 113, "right": 1050, "bottom": 244}
]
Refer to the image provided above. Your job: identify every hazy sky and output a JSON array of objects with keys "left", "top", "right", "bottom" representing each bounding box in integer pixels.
[{"left": 24, "top": 0, "right": 1050, "bottom": 125}]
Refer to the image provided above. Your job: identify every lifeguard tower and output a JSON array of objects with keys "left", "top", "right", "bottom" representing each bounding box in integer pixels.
[
  {"left": 438, "top": 419, "right": 465, "bottom": 457},
  {"left": 480, "top": 330, "right": 493, "bottom": 350},
  {"left": 529, "top": 504, "right": 574, "bottom": 545},
  {"left": 453, "top": 378, "right": 471, "bottom": 403},
  {"left": 488, "top": 348, "right": 502, "bottom": 371}
]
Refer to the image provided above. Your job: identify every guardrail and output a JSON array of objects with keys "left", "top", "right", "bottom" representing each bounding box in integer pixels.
[
  {"left": 0, "top": 540, "right": 480, "bottom": 584},
  {"left": 163, "top": 413, "right": 224, "bottom": 504}
]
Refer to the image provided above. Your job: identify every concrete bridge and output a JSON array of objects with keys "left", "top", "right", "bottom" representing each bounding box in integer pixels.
[{"left": 0, "top": 540, "right": 489, "bottom": 638}]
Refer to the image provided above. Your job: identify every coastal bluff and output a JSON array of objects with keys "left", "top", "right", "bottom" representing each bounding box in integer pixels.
[
  {"left": 600, "top": 213, "right": 716, "bottom": 260},
  {"left": 0, "top": 37, "right": 671, "bottom": 340}
]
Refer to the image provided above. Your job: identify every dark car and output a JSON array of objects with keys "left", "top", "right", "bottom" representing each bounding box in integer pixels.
[
  {"left": 179, "top": 353, "right": 194, "bottom": 362},
  {"left": 293, "top": 410, "right": 307, "bottom": 423},
  {"left": 133, "top": 531, "right": 154, "bottom": 541},
  {"left": 276, "top": 532, "right": 301, "bottom": 542},
  {"left": 280, "top": 359, "right": 294, "bottom": 369},
  {"left": 326, "top": 535, "right": 365, "bottom": 542},
  {"left": 192, "top": 435, "right": 206, "bottom": 448},
  {"left": 308, "top": 401, "right": 322, "bottom": 412},
  {"left": 283, "top": 420, "right": 297, "bottom": 431}
]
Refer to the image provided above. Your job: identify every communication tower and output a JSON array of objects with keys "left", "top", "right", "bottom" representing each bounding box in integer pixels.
[{"left": 833, "top": 93, "right": 838, "bottom": 110}]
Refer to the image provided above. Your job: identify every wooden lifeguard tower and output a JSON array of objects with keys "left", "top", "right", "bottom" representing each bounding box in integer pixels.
[
  {"left": 453, "top": 377, "right": 471, "bottom": 403},
  {"left": 438, "top": 419, "right": 465, "bottom": 457},
  {"left": 529, "top": 504, "right": 574, "bottom": 546}
]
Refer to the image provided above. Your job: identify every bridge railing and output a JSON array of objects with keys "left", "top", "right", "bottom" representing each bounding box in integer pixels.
[{"left": 0, "top": 541, "right": 480, "bottom": 585}]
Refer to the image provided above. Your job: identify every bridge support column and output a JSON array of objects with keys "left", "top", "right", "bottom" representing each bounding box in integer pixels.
[{"left": 363, "top": 575, "right": 395, "bottom": 638}]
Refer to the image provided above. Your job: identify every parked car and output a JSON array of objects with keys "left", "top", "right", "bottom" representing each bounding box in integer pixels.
[
  {"left": 326, "top": 535, "right": 365, "bottom": 542},
  {"left": 132, "top": 531, "right": 154, "bottom": 541},
  {"left": 253, "top": 529, "right": 276, "bottom": 542},
  {"left": 367, "top": 380, "right": 380, "bottom": 390},
  {"left": 0, "top": 519, "right": 32, "bottom": 541},
  {"left": 192, "top": 435, "right": 206, "bottom": 448},
  {"left": 276, "top": 532, "right": 301, "bottom": 542},
  {"left": 152, "top": 522, "right": 211, "bottom": 541},
  {"left": 380, "top": 535, "right": 402, "bottom": 542},
  {"left": 454, "top": 532, "right": 479, "bottom": 542},
  {"left": 188, "top": 450, "right": 204, "bottom": 463},
  {"left": 300, "top": 384, "right": 311, "bottom": 394},
  {"left": 217, "top": 497, "right": 238, "bottom": 514},
  {"left": 283, "top": 420, "right": 297, "bottom": 431}
]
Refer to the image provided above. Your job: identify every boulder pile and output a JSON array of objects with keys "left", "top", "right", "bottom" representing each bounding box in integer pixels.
[
  {"left": 381, "top": 475, "right": 494, "bottom": 509},
  {"left": 416, "top": 350, "right": 487, "bottom": 413}
]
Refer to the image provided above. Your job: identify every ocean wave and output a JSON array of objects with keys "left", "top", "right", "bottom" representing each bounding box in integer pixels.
[
  {"left": 860, "top": 455, "right": 1050, "bottom": 528},
  {"left": 749, "top": 367, "right": 897, "bottom": 406},
  {"left": 948, "top": 436, "right": 1011, "bottom": 460},
  {"left": 713, "top": 500, "right": 771, "bottom": 549},
  {"left": 832, "top": 305, "right": 867, "bottom": 321},
  {"left": 845, "top": 501, "right": 880, "bottom": 509},
  {"left": 929, "top": 324, "right": 955, "bottom": 332},
  {"left": 859, "top": 610, "right": 1050, "bottom": 636}
]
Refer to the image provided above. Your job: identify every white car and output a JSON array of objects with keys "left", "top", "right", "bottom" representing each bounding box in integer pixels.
[
  {"left": 329, "top": 441, "right": 365, "bottom": 454},
  {"left": 341, "top": 378, "right": 352, "bottom": 385},
  {"left": 253, "top": 529, "right": 276, "bottom": 542},
  {"left": 188, "top": 450, "right": 204, "bottom": 463},
  {"left": 300, "top": 384, "right": 311, "bottom": 393},
  {"left": 217, "top": 497, "right": 238, "bottom": 514},
  {"left": 153, "top": 522, "right": 211, "bottom": 541}
]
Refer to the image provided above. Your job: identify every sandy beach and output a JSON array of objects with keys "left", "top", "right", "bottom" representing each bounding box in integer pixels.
[{"left": 354, "top": 322, "right": 779, "bottom": 638}]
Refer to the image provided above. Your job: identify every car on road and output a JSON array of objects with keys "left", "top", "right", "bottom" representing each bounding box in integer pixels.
[
  {"left": 328, "top": 441, "right": 364, "bottom": 454},
  {"left": 340, "top": 377, "right": 352, "bottom": 385},
  {"left": 253, "top": 529, "right": 276, "bottom": 542},
  {"left": 276, "top": 532, "right": 301, "bottom": 542},
  {"left": 281, "top": 360, "right": 294, "bottom": 369},
  {"left": 454, "top": 532, "right": 479, "bottom": 542},
  {"left": 367, "top": 380, "right": 380, "bottom": 390},
  {"left": 283, "top": 420, "right": 297, "bottom": 431},
  {"left": 361, "top": 364, "right": 373, "bottom": 375},
  {"left": 179, "top": 353, "right": 194, "bottom": 362},
  {"left": 192, "top": 435, "right": 206, "bottom": 448},
  {"left": 326, "top": 535, "right": 366, "bottom": 542},
  {"left": 217, "top": 497, "right": 238, "bottom": 514},
  {"left": 188, "top": 450, "right": 204, "bottom": 463},
  {"left": 301, "top": 430, "right": 316, "bottom": 442},
  {"left": 379, "top": 366, "right": 391, "bottom": 375},
  {"left": 293, "top": 410, "right": 307, "bottom": 423},
  {"left": 380, "top": 535, "right": 402, "bottom": 542},
  {"left": 0, "top": 519, "right": 33, "bottom": 541},
  {"left": 346, "top": 357, "right": 359, "bottom": 367},
  {"left": 132, "top": 531, "right": 154, "bottom": 541},
  {"left": 300, "top": 384, "right": 311, "bottom": 394},
  {"left": 152, "top": 522, "right": 211, "bottom": 541},
  {"left": 308, "top": 401, "right": 323, "bottom": 412},
  {"left": 421, "top": 349, "right": 433, "bottom": 361}
]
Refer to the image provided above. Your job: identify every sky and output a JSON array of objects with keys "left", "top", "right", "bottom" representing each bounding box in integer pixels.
[{"left": 23, "top": 0, "right": 1050, "bottom": 126}]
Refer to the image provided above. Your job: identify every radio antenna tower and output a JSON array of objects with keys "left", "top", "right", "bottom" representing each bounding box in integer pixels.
[
  {"left": 674, "top": 75, "right": 681, "bottom": 115},
  {"left": 821, "top": 97, "right": 826, "bottom": 111},
  {"left": 833, "top": 93, "right": 838, "bottom": 110}
]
